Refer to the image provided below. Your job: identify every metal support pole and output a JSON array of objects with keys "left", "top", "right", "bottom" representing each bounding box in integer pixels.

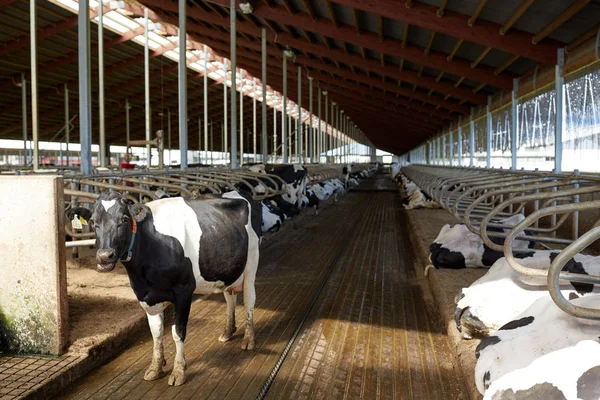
[
  {"left": 442, "top": 133, "right": 447, "bottom": 166},
  {"left": 78, "top": 0, "right": 92, "bottom": 174},
  {"left": 273, "top": 96, "right": 277, "bottom": 161},
  {"left": 555, "top": 48, "right": 565, "bottom": 173},
  {"left": 469, "top": 107, "right": 475, "bottom": 167},
  {"left": 98, "top": 1, "right": 106, "bottom": 167},
  {"left": 125, "top": 98, "right": 130, "bottom": 152},
  {"left": 144, "top": 8, "right": 151, "bottom": 167},
  {"left": 230, "top": 0, "right": 238, "bottom": 169},
  {"left": 317, "top": 86, "right": 321, "bottom": 162},
  {"left": 178, "top": 0, "right": 188, "bottom": 169},
  {"left": 198, "top": 118, "right": 202, "bottom": 162},
  {"left": 511, "top": 78, "right": 519, "bottom": 170},
  {"left": 282, "top": 52, "right": 288, "bottom": 163},
  {"left": 21, "top": 74, "right": 27, "bottom": 166},
  {"left": 203, "top": 45, "right": 208, "bottom": 165},
  {"left": 324, "top": 92, "right": 329, "bottom": 160},
  {"left": 448, "top": 124, "right": 453, "bottom": 166},
  {"left": 297, "top": 66, "right": 302, "bottom": 163},
  {"left": 261, "top": 28, "right": 267, "bottom": 162},
  {"left": 30, "top": 0, "right": 39, "bottom": 170},
  {"left": 253, "top": 78, "right": 257, "bottom": 162},
  {"left": 309, "top": 76, "right": 313, "bottom": 162},
  {"left": 223, "top": 60, "right": 228, "bottom": 163},
  {"left": 288, "top": 112, "right": 292, "bottom": 161},
  {"left": 457, "top": 116, "right": 463, "bottom": 166},
  {"left": 64, "top": 83, "right": 69, "bottom": 166},
  {"left": 167, "top": 106, "right": 171, "bottom": 165},
  {"left": 210, "top": 121, "right": 214, "bottom": 165},
  {"left": 486, "top": 95, "right": 492, "bottom": 168},
  {"left": 240, "top": 78, "right": 243, "bottom": 166}
]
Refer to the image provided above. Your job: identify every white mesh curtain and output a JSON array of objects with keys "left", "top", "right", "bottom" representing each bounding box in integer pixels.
[
  {"left": 563, "top": 66, "right": 600, "bottom": 172},
  {"left": 490, "top": 105, "right": 512, "bottom": 169},
  {"left": 517, "top": 89, "right": 556, "bottom": 171},
  {"left": 473, "top": 116, "right": 487, "bottom": 167}
]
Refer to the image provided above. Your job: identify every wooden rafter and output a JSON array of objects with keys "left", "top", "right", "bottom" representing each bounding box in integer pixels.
[
  {"left": 532, "top": 0, "right": 591, "bottom": 44},
  {"left": 471, "top": 47, "right": 491, "bottom": 68},
  {"left": 378, "top": 15, "right": 384, "bottom": 42},
  {"left": 424, "top": 31, "right": 436, "bottom": 55},
  {"left": 401, "top": 23, "right": 409, "bottom": 48},
  {"left": 301, "top": 0, "right": 316, "bottom": 21},
  {"left": 500, "top": 0, "right": 535, "bottom": 35},
  {"left": 447, "top": 39, "right": 463, "bottom": 62},
  {"left": 495, "top": 54, "right": 519, "bottom": 76},
  {"left": 468, "top": 0, "right": 487, "bottom": 26},
  {"left": 324, "top": 0, "right": 338, "bottom": 28},
  {"left": 437, "top": 0, "right": 448, "bottom": 17},
  {"left": 352, "top": 8, "right": 360, "bottom": 35}
]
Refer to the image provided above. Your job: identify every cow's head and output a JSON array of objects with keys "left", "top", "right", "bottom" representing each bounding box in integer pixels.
[{"left": 90, "top": 191, "right": 149, "bottom": 272}]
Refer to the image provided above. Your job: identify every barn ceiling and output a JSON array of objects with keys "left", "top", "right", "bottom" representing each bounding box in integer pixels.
[{"left": 1, "top": 0, "right": 599, "bottom": 155}]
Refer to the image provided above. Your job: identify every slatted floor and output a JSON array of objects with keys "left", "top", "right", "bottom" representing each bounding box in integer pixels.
[{"left": 56, "top": 175, "right": 467, "bottom": 400}]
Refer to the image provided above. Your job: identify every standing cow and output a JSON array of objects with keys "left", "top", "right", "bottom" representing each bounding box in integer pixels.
[{"left": 90, "top": 190, "right": 262, "bottom": 386}]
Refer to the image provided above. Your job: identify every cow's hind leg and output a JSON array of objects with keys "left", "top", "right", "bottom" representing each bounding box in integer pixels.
[
  {"left": 219, "top": 291, "right": 237, "bottom": 342},
  {"left": 168, "top": 289, "right": 193, "bottom": 386},
  {"left": 241, "top": 249, "right": 259, "bottom": 350},
  {"left": 142, "top": 302, "right": 167, "bottom": 381}
]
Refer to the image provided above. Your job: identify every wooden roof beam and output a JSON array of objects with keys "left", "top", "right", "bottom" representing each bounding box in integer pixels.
[
  {"left": 495, "top": 54, "right": 519, "bottom": 75},
  {"left": 311, "top": 0, "right": 560, "bottom": 63},
  {"left": 500, "top": 0, "right": 535, "bottom": 35},
  {"left": 468, "top": 0, "right": 487, "bottom": 26},
  {"left": 437, "top": 0, "right": 449, "bottom": 17},
  {"left": 140, "top": 0, "right": 513, "bottom": 89},
  {"left": 532, "top": 0, "right": 591, "bottom": 44}
]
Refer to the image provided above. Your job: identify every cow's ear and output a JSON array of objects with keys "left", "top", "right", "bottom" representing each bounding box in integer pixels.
[
  {"left": 120, "top": 197, "right": 135, "bottom": 206},
  {"left": 128, "top": 203, "right": 150, "bottom": 223}
]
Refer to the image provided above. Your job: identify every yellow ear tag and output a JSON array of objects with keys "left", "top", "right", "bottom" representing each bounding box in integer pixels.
[{"left": 79, "top": 216, "right": 88, "bottom": 226}]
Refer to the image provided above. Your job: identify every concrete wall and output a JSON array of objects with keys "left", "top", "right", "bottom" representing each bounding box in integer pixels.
[{"left": 0, "top": 176, "right": 68, "bottom": 354}]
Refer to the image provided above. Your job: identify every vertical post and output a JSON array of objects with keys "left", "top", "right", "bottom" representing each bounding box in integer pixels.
[
  {"left": 223, "top": 60, "right": 228, "bottom": 163},
  {"left": 210, "top": 121, "right": 214, "bottom": 165},
  {"left": 198, "top": 118, "right": 202, "bottom": 163},
  {"left": 448, "top": 124, "right": 453, "bottom": 166},
  {"left": 261, "top": 28, "right": 267, "bottom": 162},
  {"left": 21, "top": 74, "right": 27, "bottom": 166},
  {"left": 167, "top": 106, "right": 171, "bottom": 165},
  {"left": 30, "top": 0, "right": 39, "bottom": 170},
  {"left": 297, "top": 66, "right": 302, "bottom": 163},
  {"left": 144, "top": 8, "right": 151, "bottom": 167},
  {"left": 469, "top": 107, "right": 475, "bottom": 167},
  {"left": 125, "top": 98, "right": 130, "bottom": 151},
  {"left": 203, "top": 45, "right": 208, "bottom": 165},
  {"left": 98, "top": 1, "right": 106, "bottom": 167},
  {"left": 288, "top": 112, "right": 292, "bottom": 161},
  {"left": 486, "top": 95, "right": 492, "bottom": 168},
  {"left": 554, "top": 48, "right": 565, "bottom": 173},
  {"left": 511, "top": 79, "right": 519, "bottom": 170},
  {"left": 442, "top": 134, "right": 447, "bottom": 166},
  {"left": 78, "top": 0, "right": 92, "bottom": 174},
  {"left": 457, "top": 116, "right": 462, "bottom": 167},
  {"left": 240, "top": 78, "right": 244, "bottom": 166},
  {"left": 230, "top": 0, "right": 238, "bottom": 169},
  {"left": 253, "top": 78, "right": 257, "bottom": 161},
  {"left": 317, "top": 86, "right": 321, "bottom": 162},
  {"left": 64, "top": 83, "right": 69, "bottom": 167},
  {"left": 309, "top": 76, "right": 313, "bottom": 162},
  {"left": 324, "top": 92, "right": 329, "bottom": 161},
  {"left": 282, "top": 52, "right": 288, "bottom": 163},
  {"left": 178, "top": 0, "right": 188, "bottom": 169},
  {"left": 273, "top": 96, "right": 277, "bottom": 161},
  {"left": 331, "top": 102, "right": 335, "bottom": 162}
]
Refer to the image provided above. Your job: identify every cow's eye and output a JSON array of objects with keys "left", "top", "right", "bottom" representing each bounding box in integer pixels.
[
  {"left": 120, "top": 216, "right": 130, "bottom": 225},
  {"left": 88, "top": 219, "right": 96, "bottom": 229}
]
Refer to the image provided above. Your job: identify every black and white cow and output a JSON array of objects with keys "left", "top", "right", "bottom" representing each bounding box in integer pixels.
[
  {"left": 475, "top": 294, "right": 600, "bottom": 395},
  {"left": 454, "top": 250, "right": 600, "bottom": 339},
  {"left": 90, "top": 190, "right": 261, "bottom": 386},
  {"left": 301, "top": 188, "right": 320, "bottom": 215},
  {"left": 429, "top": 214, "right": 532, "bottom": 270},
  {"left": 261, "top": 200, "right": 285, "bottom": 233},
  {"left": 250, "top": 164, "right": 308, "bottom": 211},
  {"left": 483, "top": 339, "right": 600, "bottom": 400}
]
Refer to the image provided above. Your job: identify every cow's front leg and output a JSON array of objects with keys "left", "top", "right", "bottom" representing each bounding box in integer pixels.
[
  {"left": 219, "top": 291, "right": 237, "bottom": 342},
  {"left": 169, "top": 290, "right": 193, "bottom": 386},
  {"left": 241, "top": 270, "right": 257, "bottom": 350},
  {"left": 144, "top": 311, "right": 166, "bottom": 380}
]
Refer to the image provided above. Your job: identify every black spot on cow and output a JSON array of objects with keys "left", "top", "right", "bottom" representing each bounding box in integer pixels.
[
  {"left": 476, "top": 336, "right": 501, "bottom": 359},
  {"left": 577, "top": 365, "right": 600, "bottom": 400},
  {"left": 515, "top": 251, "right": 536, "bottom": 259},
  {"left": 66, "top": 206, "right": 92, "bottom": 223},
  {"left": 482, "top": 245, "right": 504, "bottom": 267},
  {"left": 491, "top": 383, "right": 567, "bottom": 400},
  {"left": 460, "top": 309, "right": 490, "bottom": 338},
  {"left": 569, "top": 292, "right": 580, "bottom": 300},
  {"left": 550, "top": 252, "right": 594, "bottom": 295},
  {"left": 483, "top": 371, "right": 492, "bottom": 391},
  {"left": 429, "top": 243, "right": 467, "bottom": 269},
  {"left": 499, "top": 316, "right": 534, "bottom": 331}
]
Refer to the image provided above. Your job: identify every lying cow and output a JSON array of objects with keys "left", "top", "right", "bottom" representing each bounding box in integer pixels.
[
  {"left": 429, "top": 214, "right": 532, "bottom": 270},
  {"left": 90, "top": 190, "right": 261, "bottom": 386},
  {"left": 475, "top": 294, "right": 600, "bottom": 395},
  {"left": 301, "top": 188, "right": 320, "bottom": 215},
  {"left": 261, "top": 200, "right": 285, "bottom": 233},
  {"left": 402, "top": 189, "right": 440, "bottom": 210},
  {"left": 455, "top": 250, "right": 600, "bottom": 339},
  {"left": 484, "top": 339, "right": 600, "bottom": 400}
]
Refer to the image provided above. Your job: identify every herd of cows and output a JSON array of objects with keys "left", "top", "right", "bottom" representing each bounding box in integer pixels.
[
  {"left": 392, "top": 166, "right": 600, "bottom": 400},
  {"left": 66, "top": 163, "right": 378, "bottom": 386}
]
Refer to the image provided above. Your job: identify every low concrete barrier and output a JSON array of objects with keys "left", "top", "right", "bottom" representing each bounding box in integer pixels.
[{"left": 0, "top": 176, "right": 68, "bottom": 355}]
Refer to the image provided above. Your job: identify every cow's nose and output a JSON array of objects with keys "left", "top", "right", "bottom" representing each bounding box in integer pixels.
[{"left": 97, "top": 249, "right": 116, "bottom": 262}]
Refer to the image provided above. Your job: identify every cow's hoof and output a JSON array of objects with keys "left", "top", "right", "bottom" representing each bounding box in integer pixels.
[
  {"left": 144, "top": 363, "right": 164, "bottom": 381},
  {"left": 241, "top": 335, "right": 255, "bottom": 350},
  {"left": 168, "top": 366, "right": 186, "bottom": 386},
  {"left": 219, "top": 329, "right": 235, "bottom": 342}
]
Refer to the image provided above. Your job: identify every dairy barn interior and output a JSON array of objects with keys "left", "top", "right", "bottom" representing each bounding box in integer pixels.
[{"left": 2, "top": 0, "right": 600, "bottom": 399}]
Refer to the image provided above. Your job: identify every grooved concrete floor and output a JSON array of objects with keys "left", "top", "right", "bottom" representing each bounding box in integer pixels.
[{"left": 55, "top": 175, "right": 467, "bottom": 400}]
